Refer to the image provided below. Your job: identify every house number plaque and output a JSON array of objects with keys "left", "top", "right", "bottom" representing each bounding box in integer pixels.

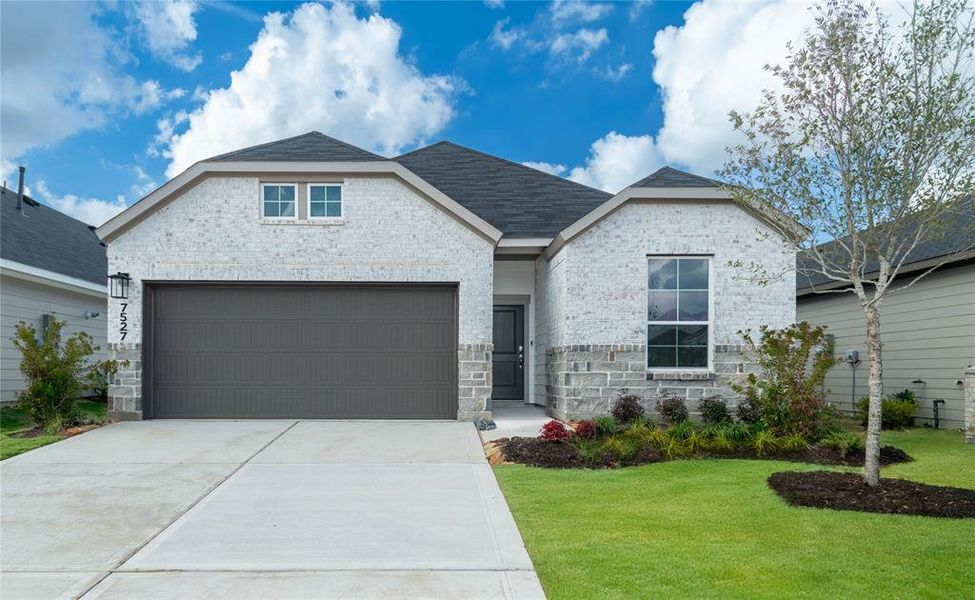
[{"left": 119, "top": 303, "right": 128, "bottom": 341}]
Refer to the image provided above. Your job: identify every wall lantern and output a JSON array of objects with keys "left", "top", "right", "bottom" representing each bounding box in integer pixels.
[{"left": 108, "top": 272, "right": 131, "bottom": 299}]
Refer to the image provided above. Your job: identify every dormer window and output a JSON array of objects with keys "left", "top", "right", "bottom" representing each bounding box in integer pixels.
[
  {"left": 308, "top": 184, "right": 342, "bottom": 218},
  {"left": 262, "top": 184, "right": 296, "bottom": 218}
]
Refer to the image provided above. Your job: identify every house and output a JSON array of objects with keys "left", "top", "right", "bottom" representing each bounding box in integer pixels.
[
  {"left": 1, "top": 168, "right": 108, "bottom": 403},
  {"left": 797, "top": 205, "right": 975, "bottom": 430},
  {"left": 95, "top": 132, "right": 800, "bottom": 421}
]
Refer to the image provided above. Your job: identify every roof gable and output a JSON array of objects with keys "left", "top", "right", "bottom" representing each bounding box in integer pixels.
[
  {"left": 1, "top": 186, "right": 107, "bottom": 284},
  {"left": 629, "top": 166, "right": 721, "bottom": 189},
  {"left": 395, "top": 141, "right": 611, "bottom": 238},
  {"left": 207, "top": 131, "right": 384, "bottom": 163}
]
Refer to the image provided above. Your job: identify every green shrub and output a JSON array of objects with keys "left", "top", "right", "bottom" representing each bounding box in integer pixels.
[
  {"left": 698, "top": 395, "right": 731, "bottom": 425},
  {"left": 704, "top": 428, "right": 736, "bottom": 453},
  {"left": 735, "top": 396, "right": 761, "bottom": 424},
  {"left": 683, "top": 430, "right": 708, "bottom": 453},
  {"left": 604, "top": 435, "right": 640, "bottom": 462},
  {"left": 656, "top": 394, "right": 689, "bottom": 425},
  {"left": 856, "top": 395, "right": 917, "bottom": 429},
  {"left": 593, "top": 416, "right": 618, "bottom": 436},
  {"left": 820, "top": 431, "right": 864, "bottom": 457},
  {"left": 574, "top": 438, "right": 608, "bottom": 466},
  {"left": 612, "top": 392, "right": 645, "bottom": 424},
  {"left": 668, "top": 419, "right": 697, "bottom": 441},
  {"left": 778, "top": 434, "right": 811, "bottom": 453},
  {"left": 751, "top": 430, "right": 781, "bottom": 456},
  {"left": 639, "top": 426, "right": 671, "bottom": 450},
  {"left": 660, "top": 436, "right": 688, "bottom": 460}
]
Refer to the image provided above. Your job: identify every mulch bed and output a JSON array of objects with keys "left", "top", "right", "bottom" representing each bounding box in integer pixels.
[
  {"left": 9, "top": 426, "right": 47, "bottom": 438},
  {"left": 768, "top": 471, "right": 975, "bottom": 518},
  {"left": 706, "top": 445, "right": 912, "bottom": 467},
  {"left": 501, "top": 437, "right": 583, "bottom": 468}
]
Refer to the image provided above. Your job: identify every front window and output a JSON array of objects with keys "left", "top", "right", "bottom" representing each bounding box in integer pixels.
[
  {"left": 647, "top": 257, "right": 710, "bottom": 369},
  {"left": 308, "top": 184, "right": 342, "bottom": 218},
  {"left": 263, "top": 184, "right": 296, "bottom": 218}
]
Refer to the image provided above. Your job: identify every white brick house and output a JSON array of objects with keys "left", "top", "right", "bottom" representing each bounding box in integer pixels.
[{"left": 96, "top": 132, "right": 802, "bottom": 421}]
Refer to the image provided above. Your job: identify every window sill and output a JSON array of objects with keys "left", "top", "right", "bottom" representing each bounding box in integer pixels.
[
  {"left": 646, "top": 370, "right": 715, "bottom": 381},
  {"left": 259, "top": 218, "right": 346, "bottom": 226}
]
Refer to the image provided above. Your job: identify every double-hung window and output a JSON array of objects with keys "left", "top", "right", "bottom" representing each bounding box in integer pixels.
[
  {"left": 647, "top": 257, "right": 710, "bottom": 369},
  {"left": 308, "top": 184, "right": 342, "bottom": 218},
  {"left": 262, "top": 184, "right": 296, "bottom": 218}
]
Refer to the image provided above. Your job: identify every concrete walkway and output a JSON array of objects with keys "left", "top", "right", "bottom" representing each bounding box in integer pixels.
[
  {"left": 481, "top": 403, "right": 550, "bottom": 443},
  {"left": 1, "top": 420, "right": 544, "bottom": 599}
]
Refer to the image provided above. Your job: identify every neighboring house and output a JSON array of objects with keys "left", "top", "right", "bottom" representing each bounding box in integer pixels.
[
  {"left": 1, "top": 169, "right": 108, "bottom": 404},
  {"left": 96, "top": 132, "right": 801, "bottom": 421},
  {"left": 797, "top": 207, "right": 975, "bottom": 430}
]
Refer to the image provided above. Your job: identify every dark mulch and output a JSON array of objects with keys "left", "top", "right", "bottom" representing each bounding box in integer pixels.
[
  {"left": 710, "top": 445, "right": 912, "bottom": 467},
  {"left": 502, "top": 437, "right": 582, "bottom": 468},
  {"left": 768, "top": 471, "right": 975, "bottom": 518}
]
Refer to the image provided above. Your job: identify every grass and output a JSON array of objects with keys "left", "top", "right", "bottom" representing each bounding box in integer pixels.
[
  {"left": 494, "top": 428, "right": 975, "bottom": 599},
  {"left": 0, "top": 400, "right": 107, "bottom": 460}
]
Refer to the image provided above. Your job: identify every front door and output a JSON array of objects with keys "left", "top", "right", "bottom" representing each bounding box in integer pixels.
[{"left": 492, "top": 305, "right": 524, "bottom": 401}]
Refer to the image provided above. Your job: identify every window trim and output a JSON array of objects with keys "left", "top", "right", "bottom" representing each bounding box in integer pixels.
[
  {"left": 260, "top": 183, "right": 298, "bottom": 220},
  {"left": 646, "top": 255, "right": 713, "bottom": 372},
  {"left": 307, "top": 182, "right": 344, "bottom": 220}
]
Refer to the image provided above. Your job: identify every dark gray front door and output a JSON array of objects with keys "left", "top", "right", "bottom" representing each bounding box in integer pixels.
[
  {"left": 145, "top": 283, "right": 457, "bottom": 419},
  {"left": 492, "top": 305, "right": 524, "bottom": 401}
]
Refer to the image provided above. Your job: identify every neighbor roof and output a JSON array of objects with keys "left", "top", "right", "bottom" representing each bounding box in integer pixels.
[
  {"left": 207, "top": 131, "right": 384, "bottom": 163},
  {"left": 629, "top": 166, "right": 721, "bottom": 189},
  {"left": 1, "top": 186, "right": 107, "bottom": 285},
  {"left": 395, "top": 141, "right": 611, "bottom": 238},
  {"left": 797, "top": 199, "right": 975, "bottom": 293}
]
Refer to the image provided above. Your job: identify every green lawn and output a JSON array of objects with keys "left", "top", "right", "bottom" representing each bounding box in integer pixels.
[
  {"left": 0, "top": 400, "right": 107, "bottom": 460},
  {"left": 495, "top": 429, "right": 975, "bottom": 599}
]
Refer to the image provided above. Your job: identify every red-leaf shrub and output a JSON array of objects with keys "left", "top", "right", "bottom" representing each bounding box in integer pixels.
[
  {"left": 574, "top": 420, "right": 597, "bottom": 440},
  {"left": 539, "top": 419, "right": 571, "bottom": 442}
]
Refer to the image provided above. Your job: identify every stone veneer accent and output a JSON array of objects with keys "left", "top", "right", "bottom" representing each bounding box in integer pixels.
[
  {"left": 545, "top": 343, "right": 752, "bottom": 421},
  {"left": 458, "top": 343, "right": 493, "bottom": 420},
  {"left": 107, "top": 343, "right": 143, "bottom": 420},
  {"left": 965, "top": 366, "right": 974, "bottom": 444}
]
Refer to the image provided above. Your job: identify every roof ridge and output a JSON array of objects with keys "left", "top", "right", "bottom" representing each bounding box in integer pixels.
[
  {"left": 204, "top": 131, "right": 384, "bottom": 162},
  {"left": 398, "top": 140, "right": 612, "bottom": 197},
  {"left": 308, "top": 131, "right": 385, "bottom": 160},
  {"left": 632, "top": 166, "right": 722, "bottom": 188}
]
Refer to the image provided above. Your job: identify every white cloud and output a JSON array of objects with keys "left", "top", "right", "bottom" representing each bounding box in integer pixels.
[
  {"left": 549, "top": 27, "right": 608, "bottom": 62},
  {"left": 567, "top": 132, "right": 664, "bottom": 193},
  {"left": 629, "top": 0, "right": 653, "bottom": 22},
  {"left": 489, "top": 1, "right": 612, "bottom": 65},
  {"left": 596, "top": 63, "right": 633, "bottom": 82},
  {"left": 0, "top": 2, "right": 181, "bottom": 164},
  {"left": 130, "top": 0, "right": 203, "bottom": 71},
  {"left": 484, "top": 0, "right": 505, "bottom": 9},
  {"left": 490, "top": 18, "right": 523, "bottom": 50},
  {"left": 549, "top": 1, "right": 613, "bottom": 24},
  {"left": 158, "top": 2, "right": 460, "bottom": 177},
  {"left": 32, "top": 181, "right": 128, "bottom": 226},
  {"left": 521, "top": 161, "right": 566, "bottom": 176}
]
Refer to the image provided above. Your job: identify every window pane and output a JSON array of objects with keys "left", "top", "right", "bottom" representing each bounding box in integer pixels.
[
  {"left": 310, "top": 186, "right": 326, "bottom": 202},
  {"left": 326, "top": 186, "right": 341, "bottom": 202},
  {"left": 309, "top": 202, "right": 327, "bottom": 217},
  {"left": 280, "top": 201, "right": 295, "bottom": 217},
  {"left": 648, "top": 325, "right": 677, "bottom": 346},
  {"left": 263, "top": 186, "right": 279, "bottom": 202},
  {"left": 678, "top": 291, "right": 708, "bottom": 321},
  {"left": 679, "top": 259, "right": 708, "bottom": 289},
  {"left": 263, "top": 201, "right": 279, "bottom": 217},
  {"left": 648, "top": 290, "right": 678, "bottom": 321},
  {"left": 678, "top": 325, "right": 708, "bottom": 346},
  {"left": 648, "top": 259, "right": 677, "bottom": 290},
  {"left": 326, "top": 202, "right": 341, "bottom": 217},
  {"left": 280, "top": 186, "right": 295, "bottom": 201},
  {"left": 678, "top": 346, "right": 708, "bottom": 368},
  {"left": 648, "top": 346, "right": 677, "bottom": 368}
]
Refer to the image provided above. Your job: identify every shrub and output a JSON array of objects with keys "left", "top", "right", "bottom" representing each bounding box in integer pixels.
[
  {"left": 820, "top": 431, "right": 864, "bottom": 457},
  {"left": 778, "top": 434, "right": 811, "bottom": 453},
  {"left": 612, "top": 392, "right": 645, "bottom": 424},
  {"left": 656, "top": 394, "right": 689, "bottom": 425},
  {"left": 540, "top": 419, "right": 571, "bottom": 442},
  {"left": 12, "top": 319, "right": 98, "bottom": 433},
  {"left": 604, "top": 435, "right": 640, "bottom": 462},
  {"left": 574, "top": 438, "right": 608, "bottom": 466},
  {"left": 683, "top": 430, "right": 708, "bottom": 453},
  {"left": 703, "top": 428, "right": 736, "bottom": 453},
  {"left": 731, "top": 322, "right": 841, "bottom": 440},
  {"left": 593, "top": 416, "right": 618, "bottom": 436},
  {"left": 856, "top": 395, "right": 917, "bottom": 429},
  {"left": 751, "top": 430, "right": 780, "bottom": 456},
  {"left": 574, "top": 420, "right": 597, "bottom": 440},
  {"left": 698, "top": 395, "right": 731, "bottom": 425},
  {"left": 668, "top": 418, "right": 697, "bottom": 441},
  {"left": 735, "top": 396, "right": 761, "bottom": 424},
  {"left": 86, "top": 359, "right": 126, "bottom": 402}
]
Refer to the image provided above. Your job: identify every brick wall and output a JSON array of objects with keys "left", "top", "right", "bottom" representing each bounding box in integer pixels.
[{"left": 105, "top": 175, "right": 494, "bottom": 420}]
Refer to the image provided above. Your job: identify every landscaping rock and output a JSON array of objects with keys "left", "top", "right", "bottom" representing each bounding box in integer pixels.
[{"left": 473, "top": 418, "right": 497, "bottom": 431}]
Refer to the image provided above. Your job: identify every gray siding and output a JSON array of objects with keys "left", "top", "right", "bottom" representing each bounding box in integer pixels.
[
  {"left": 1, "top": 275, "right": 108, "bottom": 403},
  {"left": 797, "top": 263, "right": 975, "bottom": 429}
]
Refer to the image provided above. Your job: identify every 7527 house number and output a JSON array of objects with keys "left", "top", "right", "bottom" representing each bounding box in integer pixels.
[{"left": 119, "top": 303, "right": 128, "bottom": 341}]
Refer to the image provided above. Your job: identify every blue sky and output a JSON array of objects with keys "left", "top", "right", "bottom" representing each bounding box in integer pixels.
[{"left": 0, "top": 1, "right": 819, "bottom": 225}]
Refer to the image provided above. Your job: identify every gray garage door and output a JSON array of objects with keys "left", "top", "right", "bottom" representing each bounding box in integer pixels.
[{"left": 145, "top": 284, "right": 457, "bottom": 419}]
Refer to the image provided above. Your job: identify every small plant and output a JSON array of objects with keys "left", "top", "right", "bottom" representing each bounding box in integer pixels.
[
  {"left": 86, "top": 359, "right": 126, "bottom": 402},
  {"left": 540, "top": 419, "right": 571, "bottom": 442},
  {"left": 593, "top": 416, "right": 618, "bottom": 436},
  {"left": 604, "top": 435, "right": 640, "bottom": 462},
  {"left": 660, "top": 437, "right": 687, "bottom": 460},
  {"left": 574, "top": 420, "right": 597, "bottom": 440},
  {"left": 698, "top": 395, "right": 731, "bottom": 425},
  {"left": 704, "top": 428, "right": 736, "bottom": 454},
  {"left": 656, "top": 394, "right": 689, "bottom": 425},
  {"left": 612, "top": 392, "right": 645, "bottom": 424},
  {"left": 751, "top": 430, "right": 780, "bottom": 456},
  {"left": 735, "top": 396, "right": 761, "bottom": 424},
  {"left": 778, "top": 434, "right": 811, "bottom": 453},
  {"left": 640, "top": 425, "right": 671, "bottom": 450},
  {"left": 820, "top": 431, "right": 865, "bottom": 457},
  {"left": 683, "top": 430, "right": 708, "bottom": 453},
  {"left": 574, "top": 438, "right": 608, "bottom": 466},
  {"left": 856, "top": 394, "right": 917, "bottom": 429},
  {"left": 668, "top": 418, "right": 696, "bottom": 441}
]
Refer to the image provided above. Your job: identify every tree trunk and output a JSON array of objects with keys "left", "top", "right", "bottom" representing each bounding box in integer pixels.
[{"left": 863, "top": 304, "right": 884, "bottom": 486}]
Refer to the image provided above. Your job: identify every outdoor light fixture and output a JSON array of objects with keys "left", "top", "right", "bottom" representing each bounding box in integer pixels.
[{"left": 108, "top": 272, "right": 131, "bottom": 299}]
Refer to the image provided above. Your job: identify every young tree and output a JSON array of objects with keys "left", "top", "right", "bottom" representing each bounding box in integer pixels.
[{"left": 721, "top": 0, "right": 975, "bottom": 485}]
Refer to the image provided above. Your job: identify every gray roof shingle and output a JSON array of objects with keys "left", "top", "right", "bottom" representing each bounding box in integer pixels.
[
  {"left": 207, "top": 131, "right": 384, "bottom": 163},
  {"left": 1, "top": 186, "right": 107, "bottom": 285},
  {"left": 629, "top": 166, "right": 721, "bottom": 188},
  {"left": 395, "top": 141, "right": 611, "bottom": 238}
]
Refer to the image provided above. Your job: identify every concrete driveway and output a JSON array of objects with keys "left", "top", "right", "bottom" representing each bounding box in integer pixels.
[{"left": 1, "top": 420, "right": 543, "bottom": 599}]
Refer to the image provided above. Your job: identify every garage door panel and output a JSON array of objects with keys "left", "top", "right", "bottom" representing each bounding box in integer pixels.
[{"left": 148, "top": 284, "right": 457, "bottom": 419}]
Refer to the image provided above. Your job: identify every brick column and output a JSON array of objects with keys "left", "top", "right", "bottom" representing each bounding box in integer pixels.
[{"left": 965, "top": 366, "right": 974, "bottom": 444}]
